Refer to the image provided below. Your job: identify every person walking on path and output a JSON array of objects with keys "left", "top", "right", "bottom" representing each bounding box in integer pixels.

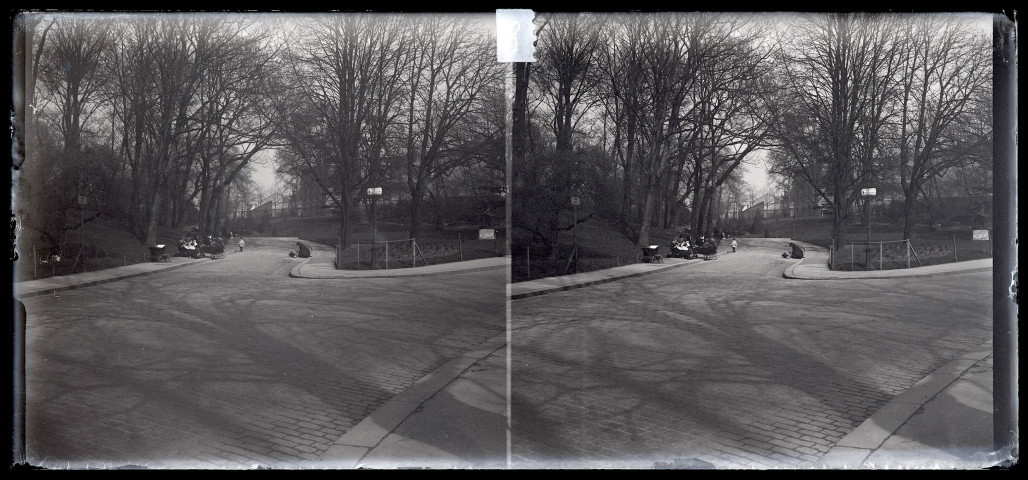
[
  {"left": 238, "top": 238, "right": 245, "bottom": 252},
  {"left": 731, "top": 238, "right": 738, "bottom": 253}
]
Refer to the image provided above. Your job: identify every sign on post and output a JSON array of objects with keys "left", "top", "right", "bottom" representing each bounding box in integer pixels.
[
  {"left": 972, "top": 230, "right": 990, "bottom": 241},
  {"left": 478, "top": 228, "right": 495, "bottom": 240}
]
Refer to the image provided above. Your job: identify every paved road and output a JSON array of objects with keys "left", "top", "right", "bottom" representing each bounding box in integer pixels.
[
  {"left": 510, "top": 238, "right": 992, "bottom": 469},
  {"left": 20, "top": 237, "right": 506, "bottom": 469}
]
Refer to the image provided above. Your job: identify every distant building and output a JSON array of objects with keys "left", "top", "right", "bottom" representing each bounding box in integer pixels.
[{"left": 738, "top": 201, "right": 765, "bottom": 220}]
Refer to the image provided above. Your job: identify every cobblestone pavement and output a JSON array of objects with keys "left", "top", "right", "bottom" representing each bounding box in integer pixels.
[
  {"left": 510, "top": 238, "right": 992, "bottom": 469},
  {"left": 19, "top": 238, "right": 506, "bottom": 469}
]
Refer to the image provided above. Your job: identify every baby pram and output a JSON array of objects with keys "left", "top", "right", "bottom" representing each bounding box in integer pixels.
[
  {"left": 694, "top": 240, "right": 718, "bottom": 260},
  {"left": 202, "top": 236, "right": 226, "bottom": 259},
  {"left": 638, "top": 245, "right": 664, "bottom": 264}
]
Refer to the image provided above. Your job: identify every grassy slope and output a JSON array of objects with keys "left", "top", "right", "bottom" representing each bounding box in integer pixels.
[
  {"left": 14, "top": 211, "right": 192, "bottom": 281},
  {"left": 511, "top": 217, "right": 684, "bottom": 282}
]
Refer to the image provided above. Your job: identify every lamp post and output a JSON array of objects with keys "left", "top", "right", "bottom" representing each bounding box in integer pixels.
[
  {"left": 570, "top": 195, "right": 580, "bottom": 274},
  {"left": 861, "top": 187, "right": 876, "bottom": 268},
  {"left": 77, "top": 193, "right": 86, "bottom": 271},
  {"left": 368, "top": 187, "right": 382, "bottom": 269}
]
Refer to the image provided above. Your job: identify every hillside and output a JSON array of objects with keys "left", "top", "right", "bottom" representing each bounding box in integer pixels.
[{"left": 14, "top": 212, "right": 191, "bottom": 281}]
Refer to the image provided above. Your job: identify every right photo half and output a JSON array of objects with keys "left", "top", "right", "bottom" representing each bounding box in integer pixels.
[{"left": 508, "top": 11, "right": 1010, "bottom": 469}]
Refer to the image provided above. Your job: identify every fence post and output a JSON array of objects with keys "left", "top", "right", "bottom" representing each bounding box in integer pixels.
[
  {"left": 33, "top": 246, "right": 37, "bottom": 278},
  {"left": 385, "top": 241, "right": 389, "bottom": 269},
  {"left": 356, "top": 242, "right": 360, "bottom": 270},
  {"left": 953, "top": 234, "right": 958, "bottom": 262},
  {"left": 411, "top": 239, "right": 416, "bottom": 268},
  {"left": 459, "top": 234, "right": 463, "bottom": 261},
  {"left": 879, "top": 242, "right": 883, "bottom": 271},
  {"left": 906, "top": 239, "right": 910, "bottom": 269},
  {"left": 850, "top": 243, "right": 853, "bottom": 269}
]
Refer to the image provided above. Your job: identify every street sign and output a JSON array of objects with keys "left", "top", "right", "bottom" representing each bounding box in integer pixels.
[
  {"left": 367, "top": 187, "right": 382, "bottom": 196},
  {"left": 77, "top": 195, "right": 87, "bottom": 205},
  {"left": 972, "top": 230, "right": 990, "bottom": 241},
  {"left": 860, "top": 188, "right": 877, "bottom": 197},
  {"left": 570, "top": 196, "right": 580, "bottom": 207},
  {"left": 478, "top": 228, "right": 495, "bottom": 240}
]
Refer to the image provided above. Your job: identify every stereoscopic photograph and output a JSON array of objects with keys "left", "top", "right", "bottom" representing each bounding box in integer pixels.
[{"left": 9, "top": 9, "right": 1017, "bottom": 471}]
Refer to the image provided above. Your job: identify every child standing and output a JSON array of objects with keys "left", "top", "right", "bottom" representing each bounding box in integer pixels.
[
  {"left": 731, "top": 238, "right": 738, "bottom": 252},
  {"left": 238, "top": 238, "right": 245, "bottom": 252}
]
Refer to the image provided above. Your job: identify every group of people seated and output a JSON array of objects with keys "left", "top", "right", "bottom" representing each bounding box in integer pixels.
[
  {"left": 178, "top": 236, "right": 200, "bottom": 256},
  {"left": 668, "top": 236, "right": 695, "bottom": 259},
  {"left": 178, "top": 231, "right": 226, "bottom": 258},
  {"left": 667, "top": 233, "right": 724, "bottom": 259}
]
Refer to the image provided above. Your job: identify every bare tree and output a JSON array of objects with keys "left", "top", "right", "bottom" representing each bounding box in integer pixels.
[
  {"left": 890, "top": 15, "right": 991, "bottom": 240},
  {"left": 532, "top": 13, "right": 602, "bottom": 154},
  {"left": 682, "top": 17, "right": 772, "bottom": 239},
  {"left": 399, "top": 14, "right": 501, "bottom": 240},
  {"left": 186, "top": 18, "right": 279, "bottom": 239},
  {"left": 273, "top": 14, "right": 409, "bottom": 260},
  {"left": 34, "top": 16, "right": 112, "bottom": 155},
  {"left": 593, "top": 14, "right": 650, "bottom": 235},
  {"left": 764, "top": 13, "right": 902, "bottom": 250}
]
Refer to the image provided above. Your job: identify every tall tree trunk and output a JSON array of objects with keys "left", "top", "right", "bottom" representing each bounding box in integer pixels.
[
  {"left": 144, "top": 190, "right": 164, "bottom": 249},
  {"left": 408, "top": 185, "right": 424, "bottom": 241},
  {"left": 637, "top": 179, "right": 657, "bottom": 248},
  {"left": 902, "top": 183, "right": 919, "bottom": 241},
  {"left": 621, "top": 115, "right": 636, "bottom": 221}
]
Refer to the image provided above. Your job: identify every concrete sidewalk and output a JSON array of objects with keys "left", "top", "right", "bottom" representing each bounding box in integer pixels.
[
  {"left": 510, "top": 257, "right": 694, "bottom": 299},
  {"left": 817, "top": 344, "right": 1001, "bottom": 469},
  {"left": 319, "top": 334, "right": 508, "bottom": 469},
  {"left": 784, "top": 249, "right": 993, "bottom": 281},
  {"left": 290, "top": 256, "right": 509, "bottom": 279},
  {"left": 12, "top": 254, "right": 216, "bottom": 299}
]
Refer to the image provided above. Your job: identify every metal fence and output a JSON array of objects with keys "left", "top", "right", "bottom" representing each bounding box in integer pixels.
[
  {"left": 335, "top": 238, "right": 426, "bottom": 270},
  {"left": 829, "top": 239, "right": 920, "bottom": 271},
  {"left": 25, "top": 244, "right": 141, "bottom": 280}
]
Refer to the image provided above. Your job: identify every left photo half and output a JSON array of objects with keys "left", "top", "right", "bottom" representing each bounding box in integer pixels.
[{"left": 10, "top": 11, "right": 510, "bottom": 470}]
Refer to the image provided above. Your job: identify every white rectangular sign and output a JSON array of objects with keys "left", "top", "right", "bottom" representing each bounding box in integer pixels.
[
  {"left": 972, "top": 230, "right": 990, "bottom": 241},
  {"left": 496, "top": 9, "right": 536, "bottom": 62},
  {"left": 478, "top": 228, "right": 495, "bottom": 240}
]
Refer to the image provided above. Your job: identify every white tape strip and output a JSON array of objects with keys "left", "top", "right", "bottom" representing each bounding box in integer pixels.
[{"left": 496, "top": 9, "right": 536, "bottom": 62}]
